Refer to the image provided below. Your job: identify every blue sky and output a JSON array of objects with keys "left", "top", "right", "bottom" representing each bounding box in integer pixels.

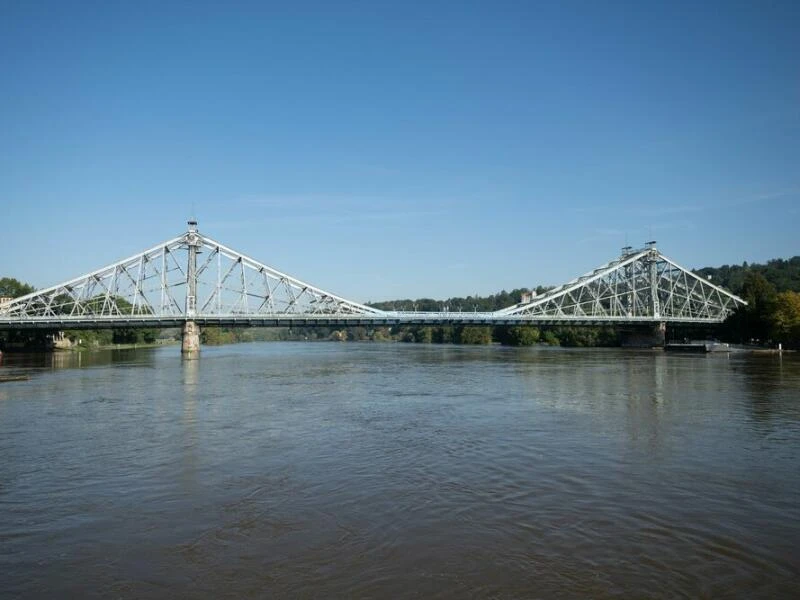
[{"left": 1, "top": 1, "right": 798, "bottom": 302}]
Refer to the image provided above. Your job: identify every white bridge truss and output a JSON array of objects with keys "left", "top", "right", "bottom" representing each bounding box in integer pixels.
[
  {"left": 496, "top": 244, "right": 745, "bottom": 322},
  {"left": 0, "top": 224, "right": 745, "bottom": 329}
]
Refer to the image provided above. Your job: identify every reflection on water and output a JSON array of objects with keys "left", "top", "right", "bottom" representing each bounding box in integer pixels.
[
  {"left": 1, "top": 347, "right": 160, "bottom": 371},
  {"left": 736, "top": 354, "right": 800, "bottom": 429},
  {"left": 178, "top": 357, "right": 200, "bottom": 497},
  {"left": 0, "top": 344, "right": 798, "bottom": 599}
]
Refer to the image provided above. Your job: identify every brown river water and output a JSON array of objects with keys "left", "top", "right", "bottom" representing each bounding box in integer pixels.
[{"left": 0, "top": 343, "right": 798, "bottom": 598}]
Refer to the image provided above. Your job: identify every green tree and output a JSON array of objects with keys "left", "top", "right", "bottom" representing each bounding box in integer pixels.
[
  {"left": 201, "top": 327, "right": 223, "bottom": 345},
  {"left": 457, "top": 326, "right": 493, "bottom": 345},
  {"left": 347, "top": 327, "right": 368, "bottom": 341},
  {"left": 141, "top": 329, "right": 158, "bottom": 344},
  {"left": 415, "top": 327, "right": 433, "bottom": 343},
  {"left": 201, "top": 327, "right": 245, "bottom": 345},
  {"left": 728, "top": 272, "right": 777, "bottom": 343},
  {"left": 497, "top": 326, "right": 540, "bottom": 346},
  {"left": 541, "top": 330, "right": 560, "bottom": 345},
  {"left": 432, "top": 326, "right": 455, "bottom": 344},
  {"left": 371, "top": 327, "right": 391, "bottom": 341},
  {"left": 0, "top": 277, "right": 35, "bottom": 298},
  {"left": 772, "top": 291, "right": 800, "bottom": 347},
  {"left": 112, "top": 328, "right": 138, "bottom": 344},
  {"left": 64, "top": 329, "right": 113, "bottom": 347},
  {"left": 0, "top": 278, "right": 38, "bottom": 348}
]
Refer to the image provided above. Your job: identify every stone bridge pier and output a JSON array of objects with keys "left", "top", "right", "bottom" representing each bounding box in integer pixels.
[
  {"left": 182, "top": 219, "right": 201, "bottom": 357},
  {"left": 181, "top": 320, "right": 200, "bottom": 356}
]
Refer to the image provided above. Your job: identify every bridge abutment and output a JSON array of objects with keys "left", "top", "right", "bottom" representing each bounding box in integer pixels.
[
  {"left": 621, "top": 322, "right": 666, "bottom": 348},
  {"left": 181, "top": 320, "right": 201, "bottom": 356}
]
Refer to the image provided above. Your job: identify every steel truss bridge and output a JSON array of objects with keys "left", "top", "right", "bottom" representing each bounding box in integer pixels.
[{"left": 0, "top": 221, "right": 745, "bottom": 331}]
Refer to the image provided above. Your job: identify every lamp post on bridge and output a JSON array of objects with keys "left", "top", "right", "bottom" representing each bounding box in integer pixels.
[{"left": 181, "top": 219, "right": 202, "bottom": 356}]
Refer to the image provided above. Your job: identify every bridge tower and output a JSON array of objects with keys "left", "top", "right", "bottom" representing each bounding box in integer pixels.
[
  {"left": 620, "top": 242, "right": 666, "bottom": 347},
  {"left": 181, "top": 219, "right": 201, "bottom": 356},
  {"left": 645, "top": 241, "right": 661, "bottom": 320},
  {"left": 647, "top": 242, "right": 666, "bottom": 346}
]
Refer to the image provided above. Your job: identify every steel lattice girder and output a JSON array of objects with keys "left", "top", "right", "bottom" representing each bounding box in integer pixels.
[
  {"left": 0, "top": 227, "right": 746, "bottom": 325},
  {"left": 0, "top": 229, "right": 385, "bottom": 321},
  {"left": 496, "top": 247, "right": 746, "bottom": 322}
]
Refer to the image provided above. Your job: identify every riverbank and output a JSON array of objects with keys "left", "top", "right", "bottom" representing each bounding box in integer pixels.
[{"left": 58, "top": 340, "right": 180, "bottom": 352}]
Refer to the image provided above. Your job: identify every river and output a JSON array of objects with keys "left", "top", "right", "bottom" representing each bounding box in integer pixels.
[{"left": 0, "top": 343, "right": 798, "bottom": 598}]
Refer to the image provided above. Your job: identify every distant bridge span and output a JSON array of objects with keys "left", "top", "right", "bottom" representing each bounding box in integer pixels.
[{"left": 0, "top": 221, "right": 746, "bottom": 350}]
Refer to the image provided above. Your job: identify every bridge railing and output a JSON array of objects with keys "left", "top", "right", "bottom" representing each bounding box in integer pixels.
[{"left": 0, "top": 312, "right": 728, "bottom": 330}]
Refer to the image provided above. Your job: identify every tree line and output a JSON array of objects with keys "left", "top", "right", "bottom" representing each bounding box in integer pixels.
[{"left": 694, "top": 258, "right": 800, "bottom": 348}]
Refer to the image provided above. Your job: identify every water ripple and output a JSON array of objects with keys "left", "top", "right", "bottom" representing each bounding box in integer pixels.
[{"left": 0, "top": 345, "right": 798, "bottom": 598}]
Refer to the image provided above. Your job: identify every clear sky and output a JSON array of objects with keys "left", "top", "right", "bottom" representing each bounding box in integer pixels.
[{"left": 1, "top": 1, "right": 798, "bottom": 302}]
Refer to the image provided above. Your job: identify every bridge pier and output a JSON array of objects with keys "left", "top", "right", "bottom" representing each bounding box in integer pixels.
[
  {"left": 620, "top": 322, "right": 666, "bottom": 348},
  {"left": 181, "top": 320, "right": 201, "bottom": 356}
]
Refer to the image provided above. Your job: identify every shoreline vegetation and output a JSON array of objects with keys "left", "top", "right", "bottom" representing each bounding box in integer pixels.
[
  {"left": 2, "top": 256, "right": 799, "bottom": 351},
  {"left": 59, "top": 339, "right": 180, "bottom": 352},
  {"left": 41, "top": 334, "right": 794, "bottom": 354},
  {"left": 198, "top": 324, "right": 620, "bottom": 347}
]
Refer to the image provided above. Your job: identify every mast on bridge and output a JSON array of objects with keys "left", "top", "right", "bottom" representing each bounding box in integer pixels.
[{"left": 181, "top": 219, "right": 201, "bottom": 356}]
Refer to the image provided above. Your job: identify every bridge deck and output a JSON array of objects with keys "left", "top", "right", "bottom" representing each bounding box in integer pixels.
[{"left": 0, "top": 313, "right": 723, "bottom": 330}]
